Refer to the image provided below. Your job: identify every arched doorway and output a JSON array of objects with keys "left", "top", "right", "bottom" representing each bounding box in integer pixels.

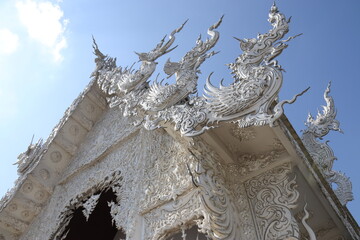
[{"left": 63, "top": 189, "right": 126, "bottom": 240}]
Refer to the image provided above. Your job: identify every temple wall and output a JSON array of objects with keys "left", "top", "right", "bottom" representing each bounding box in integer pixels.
[
  {"left": 18, "top": 107, "right": 350, "bottom": 240},
  {"left": 19, "top": 107, "right": 194, "bottom": 239}
]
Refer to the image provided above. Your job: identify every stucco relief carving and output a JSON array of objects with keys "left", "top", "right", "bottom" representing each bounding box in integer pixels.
[
  {"left": 16, "top": 106, "right": 195, "bottom": 240},
  {"left": 7, "top": 204, "right": 17, "bottom": 212},
  {"left": 106, "top": 130, "right": 194, "bottom": 239},
  {"left": 302, "top": 83, "right": 353, "bottom": 205},
  {"left": 245, "top": 163, "right": 300, "bottom": 240},
  {"left": 141, "top": 138, "right": 252, "bottom": 240},
  {"left": 143, "top": 189, "right": 203, "bottom": 240},
  {"left": 227, "top": 181, "right": 257, "bottom": 238},
  {"left": 225, "top": 147, "right": 286, "bottom": 177},
  {"left": 93, "top": 4, "right": 306, "bottom": 137},
  {"left": 187, "top": 140, "right": 246, "bottom": 240},
  {"left": 229, "top": 126, "right": 256, "bottom": 142},
  {"left": 0, "top": 213, "right": 29, "bottom": 234},
  {"left": 49, "top": 171, "right": 123, "bottom": 240}
]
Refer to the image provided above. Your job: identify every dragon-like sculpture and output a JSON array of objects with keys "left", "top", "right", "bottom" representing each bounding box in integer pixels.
[
  {"left": 141, "top": 16, "right": 223, "bottom": 112},
  {"left": 302, "top": 82, "right": 353, "bottom": 205},
  {"left": 92, "top": 21, "right": 186, "bottom": 108},
  {"left": 204, "top": 3, "right": 307, "bottom": 127},
  {"left": 93, "top": 4, "right": 308, "bottom": 137}
]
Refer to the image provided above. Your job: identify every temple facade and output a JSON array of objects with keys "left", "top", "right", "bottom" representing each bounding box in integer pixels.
[{"left": 0, "top": 4, "right": 358, "bottom": 240}]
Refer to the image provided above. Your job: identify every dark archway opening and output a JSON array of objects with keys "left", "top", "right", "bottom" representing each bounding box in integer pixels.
[{"left": 64, "top": 189, "right": 126, "bottom": 240}]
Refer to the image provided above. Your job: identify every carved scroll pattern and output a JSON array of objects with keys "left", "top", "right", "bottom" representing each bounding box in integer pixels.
[
  {"left": 142, "top": 138, "right": 255, "bottom": 240},
  {"left": 189, "top": 140, "right": 247, "bottom": 240},
  {"left": 245, "top": 163, "right": 300, "bottom": 240},
  {"left": 106, "top": 129, "right": 193, "bottom": 238}
]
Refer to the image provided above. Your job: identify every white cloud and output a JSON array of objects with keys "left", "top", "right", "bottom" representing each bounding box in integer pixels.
[
  {"left": 16, "top": 0, "right": 68, "bottom": 62},
  {"left": 0, "top": 29, "right": 19, "bottom": 55}
]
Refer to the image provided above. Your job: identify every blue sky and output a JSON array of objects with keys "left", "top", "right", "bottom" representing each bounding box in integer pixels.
[{"left": 0, "top": 0, "right": 359, "bottom": 223}]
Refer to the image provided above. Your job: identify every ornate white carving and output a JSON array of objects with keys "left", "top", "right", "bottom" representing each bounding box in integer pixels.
[
  {"left": 24, "top": 199, "right": 42, "bottom": 215},
  {"left": 143, "top": 189, "right": 203, "bottom": 240},
  {"left": 82, "top": 193, "right": 100, "bottom": 221},
  {"left": 225, "top": 147, "right": 286, "bottom": 177},
  {"left": 7, "top": 204, "right": 17, "bottom": 212},
  {"left": 301, "top": 203, "right": 317, "bottom": 240},
  {"left": 34, "top": 190, "right": 46, "bottom": 201},
  {"left": 229, "top": 126, "right": 256, "bottom": 142},
  {"left": 93, "top": 21, "right": 186, "bottom": 108},
  {"left": 14, "top": 138, "right": 44, "bottom": 175},
  {"left": 204, "top": 4, "right": 307, "bottom": 129},
  {"left": 244, "top": 163, "right": 300, "bottom": 240},
  {"left": 301, "top": 82, "right": 353, "bottom": 205},
  {"left": 93, "top": 4, "right": 307, "bottom": 137},
  {"left": 141, "top": 16, "right": 222, "bottom": 112},
  {"left": 50, "top": 151, "right": 62, "bottom": 163},
  {"left": 21, "top": 182, "right": 33, "bottom": 194},
  {"left": 39, "top": 169, "right": 50, "bottom": 180},
  {"left": 0, "top": 213, "right": 29, "bottom": 233},
  {"left": 278, "top": 120, "right": 359, "bottom": 240},
  {"left": 107, "top": 130, "right": 194, "bottom": 239},
  {"left": 187, "top": 140, "right": 245, "bottom": 240}
]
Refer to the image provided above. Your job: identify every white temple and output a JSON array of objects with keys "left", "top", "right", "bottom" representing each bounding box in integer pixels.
[{"left": 0, "top": 4, "right": 358, "bottom": 240}]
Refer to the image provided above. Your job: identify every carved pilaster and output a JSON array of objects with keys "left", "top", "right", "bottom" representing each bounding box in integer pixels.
[{"left": 245, "top": 163, "right": 300, "bottom": 240}]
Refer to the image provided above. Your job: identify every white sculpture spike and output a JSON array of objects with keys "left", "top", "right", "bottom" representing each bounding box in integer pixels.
[{"left": 301, "top": 203, "right": 317, "bottom": 240}]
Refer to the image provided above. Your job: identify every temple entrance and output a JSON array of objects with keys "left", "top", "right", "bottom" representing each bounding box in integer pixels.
[{"left": 63, "top": 189, "right": 126, "bottom": 240}]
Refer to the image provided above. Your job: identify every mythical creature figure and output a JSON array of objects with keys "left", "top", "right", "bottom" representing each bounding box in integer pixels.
[
  {"left": 204, "top": 3, "right": 306, "bottom": 127},
  {"left": 302, "top": 82, "right": 353, "bottom": 205},
  {"left": 92, "top": 21, "right": 186, "bottom": 107},
  {"left": 92, "top": 4, "right": 308, "bottom": 137},
  {"left": 141, "top": 16, "right": 223, "bottom": 112}
]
